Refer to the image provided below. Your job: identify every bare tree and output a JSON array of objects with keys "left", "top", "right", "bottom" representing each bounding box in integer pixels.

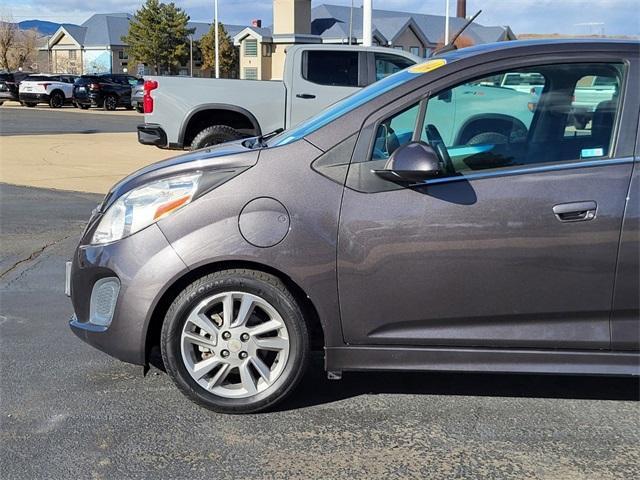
[
  {"left": 13, "top": 29, "right": 39, "bottom": 70},
  {"left": 0, "top": 12, "right": 17, "bottom": 71}
]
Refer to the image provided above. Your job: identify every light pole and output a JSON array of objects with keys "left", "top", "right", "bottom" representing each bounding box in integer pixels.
[
  {"left": 190, "top": 35, "right": 193, "bottom": 77},
  {"left": 444, "top": 0, "right": 450, "bottom": 45},
  {"left": 214, "top": 0, "right": 220, "bottom": 78},
  {"left": 363, "top": 0, "right": 372, "bottom": 47}
]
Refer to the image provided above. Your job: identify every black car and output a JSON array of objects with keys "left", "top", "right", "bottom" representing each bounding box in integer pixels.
[
  {"left": 73, "top": 73, "right": 140, "bottom": 111},
  {"left": 0, "top": 71, "right": 30, "bottom": 104}
]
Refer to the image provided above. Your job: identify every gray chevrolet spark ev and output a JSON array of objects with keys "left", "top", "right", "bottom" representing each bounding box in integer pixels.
[{"left": 68, "top": 40, "right": 640, "bottom": 413}]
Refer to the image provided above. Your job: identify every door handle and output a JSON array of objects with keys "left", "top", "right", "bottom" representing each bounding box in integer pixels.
[
  {"left": 552, "top": 201, "right": 597, "bottom": 222},
  {"left": 296, "top": 93, "right": 316, "bottom": 99}
]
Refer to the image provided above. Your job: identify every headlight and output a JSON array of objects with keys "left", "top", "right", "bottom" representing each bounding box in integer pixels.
[{"left": 91, "top": 172, "right": 201, "bottom": 245}]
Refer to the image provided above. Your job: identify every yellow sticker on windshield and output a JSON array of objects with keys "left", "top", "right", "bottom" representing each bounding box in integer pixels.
[{"left": 408, "top": 59, "right": 447, "bottom": 74}]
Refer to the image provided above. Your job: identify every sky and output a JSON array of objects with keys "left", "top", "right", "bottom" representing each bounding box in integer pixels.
[{"left": 2, "top": 0, "right": 639, "bottom": 36}]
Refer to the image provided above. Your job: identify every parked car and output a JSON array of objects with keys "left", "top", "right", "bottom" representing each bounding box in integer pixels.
[
  {"left": 68, "top": 39, "right": 639, "bottom": 414},
  {"left": 138, "top": 45, "right": 420, "bottom": 150},
  {"left": 73, "top": 73, "right": 139, "bottom": 111},
  {"left": 131, "top": 78, "right": 144, "bottom": 113},
  {"left": 18, "top": 74, "right": 77, "bottom": 108},
  {"left": 0, "top": 71, "right": 30, "bottom": 105}
]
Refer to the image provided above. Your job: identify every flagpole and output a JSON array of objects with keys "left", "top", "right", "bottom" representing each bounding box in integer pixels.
[{"left": 214, "top": 0, "right": 220, "bottom": 78}]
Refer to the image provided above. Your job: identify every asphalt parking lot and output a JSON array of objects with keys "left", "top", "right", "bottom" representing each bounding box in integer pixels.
[{"left": 1, "top": 107, "right": 639, "bottom": 479}]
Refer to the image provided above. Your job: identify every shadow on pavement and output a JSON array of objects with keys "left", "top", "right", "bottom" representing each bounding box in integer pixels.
[{"left": 278, "top": 354, "right": 639, "bottom": 411}]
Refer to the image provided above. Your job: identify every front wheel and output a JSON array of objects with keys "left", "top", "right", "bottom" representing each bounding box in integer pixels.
[
  {"left": 161, "top": 269, "right": 309, "bottom": 414},
  {"left": 190, "top": 125, "right": 242, "bottom": 150}
]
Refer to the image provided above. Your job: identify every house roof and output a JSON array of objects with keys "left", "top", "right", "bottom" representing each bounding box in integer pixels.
[
  {"left": 80, "top": 13, "right": 131, "bottom": 46},
  {"left": 48, "top": 13, "right": 246, "bottom": 49},
  {"left": 309, "top": 4, "right": 515, "bottom": 45}
]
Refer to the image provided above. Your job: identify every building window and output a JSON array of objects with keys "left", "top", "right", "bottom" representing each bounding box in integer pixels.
[
  {"left": 424, "top": 48, "right": 433, "bottom": 58},
  {"left": 262, "top": 43, "right": 272, "bottom": 57},
  {"left": 410, "top": 46, "right": 420, "bottom": 56},
  {"left": 119, "top": 50, "right": 129, "bottom": 60},
  {"left": 244, "top": 39, "right": 258, "bottom": 57},
  {"left": 394, "top": 46, "right": 404, "bottom": 50},
  {"left": 244, "top": 67, "right": 258, "bottom": 80},
  {"left": 69, "top": 50, "right": 76, "bottom": 60}
]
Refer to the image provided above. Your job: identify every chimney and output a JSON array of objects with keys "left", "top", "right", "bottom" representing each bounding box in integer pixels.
[
  {"left": 252, "top": 19, "right": 262, "bottom": 28},
  {"left": 273, "top": 0, "right": 311, "bottom": 35},
  {"left": 457, "top": 0, "right": 466, "bottom": 18}
]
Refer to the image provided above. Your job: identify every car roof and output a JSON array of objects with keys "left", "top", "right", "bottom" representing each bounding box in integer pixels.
[{"left": 436, "top": 38, "right": 639, "bottom": 63}]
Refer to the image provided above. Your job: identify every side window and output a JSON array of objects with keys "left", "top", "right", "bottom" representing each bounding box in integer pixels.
[
  {"left": 418, "top": 62, "right": 623, "bottom": 176},
  {"left": 303, "top": 51, "right": 358, "bottom": 87},
  {"left": 374, "top": 53, "right": 415, "bottom": 81}
]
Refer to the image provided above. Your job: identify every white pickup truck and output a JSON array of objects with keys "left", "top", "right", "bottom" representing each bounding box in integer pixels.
[{"left": 137, "top": 45, "right": 420, "bottom": 150}]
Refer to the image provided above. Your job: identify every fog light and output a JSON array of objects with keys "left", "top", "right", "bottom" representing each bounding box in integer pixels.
[{"left": 89, "top": 277, "right": 120, "bottom": 327}]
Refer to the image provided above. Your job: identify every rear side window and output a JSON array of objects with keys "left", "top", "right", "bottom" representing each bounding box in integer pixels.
[
  {"left": 374, "top": 53, "right": 415, "bottom": 81},
  {"left": 25, "top": 75, "right": 58, "bottom": 82},
  {"left": 303, "top": 51, "right": 359, "bottom": 87}
]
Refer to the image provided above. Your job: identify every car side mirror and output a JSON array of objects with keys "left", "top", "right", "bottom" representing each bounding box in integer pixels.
[{"left": 373, "top": 141, "right": 442, "bottom": 184}]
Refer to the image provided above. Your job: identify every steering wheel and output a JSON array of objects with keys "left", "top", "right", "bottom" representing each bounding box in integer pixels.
[{"left": 425, "top": 124, "right": 454, "bottom": 175}]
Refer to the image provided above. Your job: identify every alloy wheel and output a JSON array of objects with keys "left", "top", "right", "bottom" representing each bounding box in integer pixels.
[{"left": 180, "top": 291, "right": 290, "bottom": 399}]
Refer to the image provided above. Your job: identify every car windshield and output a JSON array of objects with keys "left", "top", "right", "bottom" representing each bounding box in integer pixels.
[{"left": 268, "top": 67, "right": 424, "bottom": 147}]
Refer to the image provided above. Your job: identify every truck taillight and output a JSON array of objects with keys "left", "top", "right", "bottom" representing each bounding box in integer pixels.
[{"left": 143, "top": 80, "right": 158, "bottom": 114}]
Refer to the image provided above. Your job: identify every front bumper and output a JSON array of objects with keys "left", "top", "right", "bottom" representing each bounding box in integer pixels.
[
  {"left": 137, "top": 123, "right": 168, "bottom": 147},
  {"left": 0, "top": 91, "right": 17, "bottom": 101},
  {"left": 19, "top": 92, "right": 49, "bottom": 103},
  {"left": 68, "top": 223, "right": 188, "bottom": 365}
]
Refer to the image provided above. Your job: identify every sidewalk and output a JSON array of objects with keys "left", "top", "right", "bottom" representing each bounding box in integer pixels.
[{"left": 0, "top": 132, "right": 173, "bottom": 193}]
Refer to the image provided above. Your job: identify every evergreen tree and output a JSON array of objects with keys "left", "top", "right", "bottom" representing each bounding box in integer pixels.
[
  {"left": 122, "top": 0, "right": 194, "bottom": 74},
  {"left": 200, "top": 23, "right": 239, "bottom": 78}
]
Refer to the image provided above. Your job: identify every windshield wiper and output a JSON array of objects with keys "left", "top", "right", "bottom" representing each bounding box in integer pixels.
[{"left": 252, "top": 128, "right": 284, "bottom": 148}]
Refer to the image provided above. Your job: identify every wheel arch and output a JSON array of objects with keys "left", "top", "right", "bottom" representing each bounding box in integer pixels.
[
  {"left": 179, "top": 104, "right": 262, "bottom": 148},
  {"left": 455, "top": 113, "right": 528, "bottom": 145},
  {"left": 143, "top": 260, "right": 326, "bottom": 367},
  {"left": 49, "top": 88, "right": 65, "bottom": 98}
]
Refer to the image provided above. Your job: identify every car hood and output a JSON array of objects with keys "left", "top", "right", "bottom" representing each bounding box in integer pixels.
[{"left": 101, "top": 140, "right": 259, "bottom": 211}]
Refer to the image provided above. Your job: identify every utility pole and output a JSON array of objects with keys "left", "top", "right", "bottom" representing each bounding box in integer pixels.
[
  {"left": 348, "top": 0, "right": 354, "bottom": 45},
  {"left": 189, "top": 35, "right": 193, "bottom": 77},
  {"left": 444, "top": 0, "right": 450, "bottom": 45},
  {"left": 363, "top": 0, "right": 372, "bottom": 47},
  {"left": 214, "top": 0, "right": 219, "bottom": 78}
]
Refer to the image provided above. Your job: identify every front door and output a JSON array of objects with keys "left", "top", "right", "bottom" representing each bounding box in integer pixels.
[
  {"left": 288, "top": 49, "right": 363, "bottom": 127},
  {"left": 338, "top": 60, "right": 633, "bottom": 349}
]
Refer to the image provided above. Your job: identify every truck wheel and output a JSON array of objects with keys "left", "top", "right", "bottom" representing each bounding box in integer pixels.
[
  {"left": 467, "top": 132, "right": 509, "bottom": 145},
  {"left": 190, "top": 125, "right": 243, "bottom": 150},
  {"left": 161, "top": 269, "right": 310, "bottom": 413}
]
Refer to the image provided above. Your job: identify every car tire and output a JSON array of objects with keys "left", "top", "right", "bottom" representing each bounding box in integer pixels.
[
  {"left": 24, "top": 102, "right": 37, "bottom": 108},
  {"left": 135, "top": 105, "right": 144, "bottom": 114},
  {"left": 103, "top": 95, "right": 118, "bottom": 111},
  {"left": 467, "top": 132, "right": 509, "bottom": 145},
  {"left": 190, "top": 125, "right": 243, "bottom": 150},
  {"left": 124, "top": 105, "right": 134, "bottom": 110},
  {"left": 79, "top": 104, "right": 90, "bottom": 110},
  {"left": 49, "top": 91, "right": 64, "bottom": 108},
  {"left": 161, "top": 269, "right": 309, "bottom": 414}
]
